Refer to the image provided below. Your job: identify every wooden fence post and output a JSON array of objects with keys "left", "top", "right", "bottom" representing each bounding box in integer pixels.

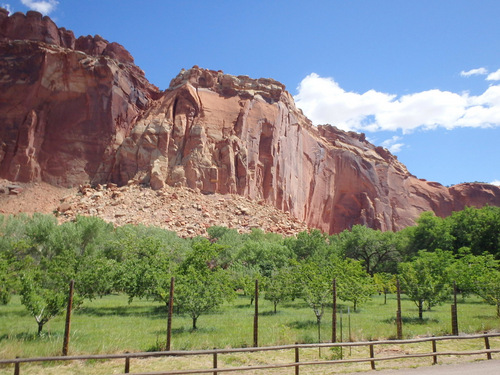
[
  {"left": 369, "top": 343, "right": 376, "bottom": 370},
  {"left": 332, "top": 278, "right": 337, "bottom": 343},
  {"left": 124, "top": 355, "right": 130, "bottom": 373},
  {"left": 295, "top": 343, "right": 300, "bottom": 375},
  {"left": 14, "top": 357, "right": 20, "bottom": 375},
  {"left": 166, "top": 277, "right": 175, "bottom": 351},
  {"left": 484, "top": 334, "right": 492, "bottom": 360},
  {"left": 432, "top": 339, "right": 437, "bottom": 365},
  {"left": 253, "top": 279, "right": 259, "bottom": 347},
  {"left": 62, "top": 279, "right": 74, "bottom": 356},
  {"left": 451, "top": 281, "right": 459, "bottom": 335},
  {"left": 213, "top": 348, "right": 218, "bottom": 375},
  {"left": 396, "top": 278, "right": 403, "bottom": 340}
]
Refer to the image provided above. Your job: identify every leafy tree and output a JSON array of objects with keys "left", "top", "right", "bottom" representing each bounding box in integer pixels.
[
  {"left": 264, "top": 266, "right": 296, "bottom": 313},
  {"left": 448, "top": 248, "right": 499, "bottom": 299},
  {"left": 398, "top": 249, "right": 454, "bottom": 319},
  {"left": 474, "top": 268, "right": 500, "bottom": 317},
  {"left": 373, "top": 272, "right": 397, "bottom": 304},
  {"left": 338, "top": 225, "right": 403, "bottom": 275},
  {"left": 449, "top": 206, "right": 500, "bottom": 258},
  {"left": 228, "top": 262, "right": 262, "bottom": 305},
  {"left": 285, "top": 229, "right": 331, "bottom": 260},
  {"left": 337, "top": 258, "right": 375, "bottom": 311},
  {"left": 20, "top": 268, "right": 68, "bottom": 335},
  {"left": 405, "top": 212, "right": 454, "bottom": 256},
  {"left": 175, "top": 240, "right": 235, "bottom": 330},
  {"left": 296, "top": 257, "right": 334, "bottom": 343}
]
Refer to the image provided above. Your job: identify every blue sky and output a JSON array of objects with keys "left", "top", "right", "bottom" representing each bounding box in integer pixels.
[{"left": 3, "top": 1, "right": 499, "bottom": 187}]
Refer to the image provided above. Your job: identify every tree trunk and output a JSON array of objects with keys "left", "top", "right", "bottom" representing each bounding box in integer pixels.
[
  {"left": 192, "top": 316, "right": 198, "bottom": 330},
  {"left": 37, "top": 321, "right": 44, "bottom": 335},
  {"left": 418, "top": 300, "right": 423, "bottom": 320},
  {"left": 497, "top": 302, "right": 500, "bottom": 318},
  {"left": 274, "top": 301, "right": 277, "bottom": 314},
  {"left": 384, "top": 292, "right": 387, "bottom": 305},
  {"left": 354, "top": 301, "right": 357, "bottom": 312}
]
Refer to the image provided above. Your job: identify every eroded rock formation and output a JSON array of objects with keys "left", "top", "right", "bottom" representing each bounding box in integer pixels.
[{"left": 1, "top": 9, "right": 499, "bottom": 234}]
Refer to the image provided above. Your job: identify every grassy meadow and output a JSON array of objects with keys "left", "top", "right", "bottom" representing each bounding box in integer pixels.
[{"left": 0, "top": 293, "right": 499, "bottom": 374}]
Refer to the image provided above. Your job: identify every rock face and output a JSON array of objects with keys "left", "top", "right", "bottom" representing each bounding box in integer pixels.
[
  {"left": 0, "top": 9, "right": 159, "bottom": 186},
  {"left": 1, "top": 9, "right": 500, "bottom": 234}
]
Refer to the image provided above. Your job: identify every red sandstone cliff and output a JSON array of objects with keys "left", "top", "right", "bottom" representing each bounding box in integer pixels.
[{"left": 1, "top": 9, "right": 499, "bottom": 233}]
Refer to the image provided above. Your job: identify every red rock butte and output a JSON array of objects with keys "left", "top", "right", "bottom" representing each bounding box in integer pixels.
[{"left": 1, "top": 9, "right": 499, "bottom": 234}]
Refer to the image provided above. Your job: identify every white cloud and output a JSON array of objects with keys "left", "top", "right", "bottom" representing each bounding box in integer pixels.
[
  {"left": 1, "top": 3, "right": 12, "bottom": 13},
  {"left": 490, "top": 180, "right": 500, "bottom": 186},
  {"left": 294, "top": 73, "right": 500, "bottom": 133},
  {"left": 486, "top": 69, "right": 500, "bottom": 81},
  {"left": 381, "top": 136, "right": 404, "bottom": 153},
  {"left": 20, "top": 0, "right": 58, "bottom": 15},
  {"left": 460, "top": 67, "right": 488, "bottom": 77}
]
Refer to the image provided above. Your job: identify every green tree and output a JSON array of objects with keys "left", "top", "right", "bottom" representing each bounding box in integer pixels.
[
  {"left": 405, "top": 212, "right": 454, "bottom": 256},
  {"left": 176, "top": 240, "right": 235, "bottom": 330},
  {"left": 296, "top": 257, "right": 334, "bottom": 343},
  {"left": 264, "top": 266, "right": 295, "bottom": 313},
  {"left": 373, "top": 272, "right": 397, "bottom": 304},
  {"left": 338, "top": 225, "right": 403, "bottom": 275},
  {"left": 337, "top": 258, "right": 375, "bottom": 311},
  {"left": 474, "top": 268, "right": 500, "bottom": 317},
  {"left": 20, "top": 268, "right": 68, "bottom": 335},
  {"left": 398, "top": 249, "right": 454, "bottom": 319}
]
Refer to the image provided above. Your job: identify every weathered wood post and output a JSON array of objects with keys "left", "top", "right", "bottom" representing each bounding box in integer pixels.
[
  {"left": 295, "top": 343, "right": 300, "bottom": 375},
  {"left": 62, "top": 279, "right": 74, "bottom": 356},
  {"left": 166, "top": 277, "right": 175, "bottom": 351},
  {"left": 484, "top": 334, "right": 492, "bottom": 360},
  {"left": 369, "top": 342, "right": 376, "bottom": 370},
  {"left": 332, "top": 278, "right": 337, "bottom": 343},
  {"left": 432, "top": 339, "right": 437, "bottom": 365},
  {"left": 253, "top": 279, "right": 259, "bottom": 347},
  {"left": 213, "top": 348, "right": 218, "bottom": 375},
  {"left": 451, "top": 281, "right": 459, "bottom": 335},
  {"left": 396, "top": 278, "right": 403, "bottom": 340}
]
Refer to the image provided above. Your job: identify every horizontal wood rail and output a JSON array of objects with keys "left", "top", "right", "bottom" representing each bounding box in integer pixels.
[{"left": 1, "top": 333, "right": 498, "bottom": 374}]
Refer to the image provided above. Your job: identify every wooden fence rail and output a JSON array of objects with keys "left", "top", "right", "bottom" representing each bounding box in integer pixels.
[{"left": 0, "top": 333, "right": 498, "bottom": 374}]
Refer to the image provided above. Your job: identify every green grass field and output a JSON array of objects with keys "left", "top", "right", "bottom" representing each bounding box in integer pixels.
[{"left": 1, "top": 292, "right": 498, "bottom": 360}]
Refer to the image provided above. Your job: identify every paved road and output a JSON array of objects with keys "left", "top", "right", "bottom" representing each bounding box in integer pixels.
[{"left": 369, "top": 359, "right": 500, "bottom": 375}]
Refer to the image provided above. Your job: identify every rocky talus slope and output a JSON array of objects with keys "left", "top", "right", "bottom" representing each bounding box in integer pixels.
[{"left": 1, "top": 9, "right": 499, "bottom": 235}]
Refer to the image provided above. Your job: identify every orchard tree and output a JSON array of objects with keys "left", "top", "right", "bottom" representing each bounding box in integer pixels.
[
  {"left": 175, "top": 240, "right": 235, "bottom": 330},
  {"left": 264, "top": 266, "right": 296, "bottom": 313},
  {"left": 449, "top": 248, "right": 499, "bottom": 299},
  {"left": 373, "top": 272, "right": 397, "bottom": 304},
  {"left": 297, "top": 257, "right": 334, "bottom": 343},
  {"left": 474, "top": 268, "right": 500, "bottom": 317},
  {"left": 398, "top": 249, "right": 454, "bottom": 319},
  {"left": 20, "top": 268, "right": 68, "bottom": 335},
  {"left": 337, "top": 258, "right": 375, "bottom": 311}
]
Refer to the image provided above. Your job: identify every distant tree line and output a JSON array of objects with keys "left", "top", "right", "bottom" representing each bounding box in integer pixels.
[{"left": 0, "top": 205, "right": 499, "bottom": 335}]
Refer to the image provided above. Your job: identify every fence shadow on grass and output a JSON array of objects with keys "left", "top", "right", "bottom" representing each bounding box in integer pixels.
[
  {"left": 76, "top": 305, "right": 161, "bottom": 318},
  {"left": 287, "top": 320, "right": 318, "bottom": 330},
  {"left": 382, "top": 316, "right": 440, "bottom": 325}
]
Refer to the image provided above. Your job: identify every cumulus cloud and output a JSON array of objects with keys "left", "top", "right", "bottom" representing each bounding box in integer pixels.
[
  {"left": 294, "top": 73, "right": 500, "bottom": 133},
  {"left": 460, "top": 67, "right": 488, "bottom": 77},
  {"left": 20, "top": 0, "right": 58, "bottom": 15},
  {"left": 490, "top": 180, "right": 500, "bottom": 186},
  {"left": 381, "top": 136, "right": 404, "bottom": 153},
  {"left": 486, "top": 69, "right": 500, "bottom": 81}
]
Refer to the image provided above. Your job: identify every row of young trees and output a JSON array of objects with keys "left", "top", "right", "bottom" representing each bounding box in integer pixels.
[{"left": 0, "top": 205, "right": 499, "bottom": 336}]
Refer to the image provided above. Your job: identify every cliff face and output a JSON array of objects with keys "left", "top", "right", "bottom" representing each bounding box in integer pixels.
[
  {"left": 0, "top": 9, "right": 159, "bottom": 186},
  {"left": 1, "top": 9, "right": 499, "bottom": 233}
]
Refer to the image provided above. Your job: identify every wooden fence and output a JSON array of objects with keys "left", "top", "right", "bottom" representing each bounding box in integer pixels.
[{"left": 0, "top": 333, "right": 498, "bottom": 374}]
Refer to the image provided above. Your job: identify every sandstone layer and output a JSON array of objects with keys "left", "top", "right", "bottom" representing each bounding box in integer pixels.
[{"left": 1, "top": 9, "right": 499, "bottom": 234}]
